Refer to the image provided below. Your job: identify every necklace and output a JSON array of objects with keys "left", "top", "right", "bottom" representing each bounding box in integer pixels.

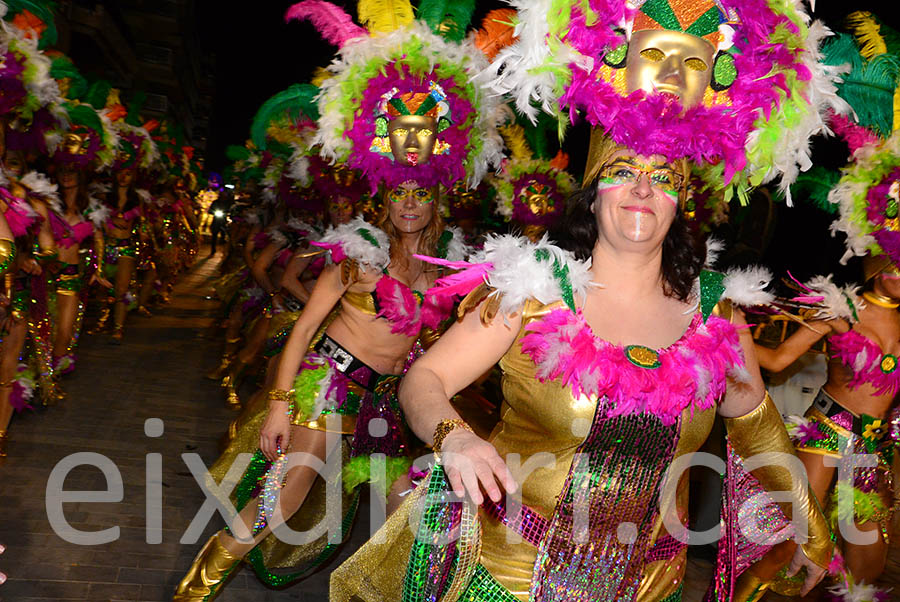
[{"left": 863, "top": 291, "right": 900, "bottom": 310}]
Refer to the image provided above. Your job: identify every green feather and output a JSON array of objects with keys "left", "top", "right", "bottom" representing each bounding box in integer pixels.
[
  {"left": 64, "top": 102, "right": 103, "bottom": 135},
  {"left": 824, "top": 33, "right": 900, "bottom": 137},
  {"left": 84, "top": 80, "right": 111, "bottom": 110},
  {"left": 125, "top": 90, "right": 146, "bottom": 127},
  {"left": 49, "top": 56, "right": 88, "bottom": 100},
  {"left": 225, "top": 145, "right": 252, "bottom": 162},
  {"left": 416, "top": 0, "right": 475, "bottom": 42},
  {"left": 250, "top": 84, "right": 320, "bottom": 150},
  {"left": 787, "top": 167, "right": 841, "bottom": 214}
]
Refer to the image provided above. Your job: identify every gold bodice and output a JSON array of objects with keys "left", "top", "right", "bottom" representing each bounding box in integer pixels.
[{"left": 479, "top": 299, "right": 717, "bottom": 601}]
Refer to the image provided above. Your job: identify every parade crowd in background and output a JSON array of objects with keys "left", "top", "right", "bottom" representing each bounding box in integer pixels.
[{"left": 4, "top": 1, "right": 900, "bottom": 601}]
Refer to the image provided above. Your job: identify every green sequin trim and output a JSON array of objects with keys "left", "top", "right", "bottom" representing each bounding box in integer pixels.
[
  {"left": 699, "top": 269, "right": 726, "bottom": 322},
  {"left": 640, "top": 0, "right": 681, "bottom": 32},
  {"left": 534, "top": 248, "right": 575, "bottom": 312},
  {"left": 245, "top": 489, "right": 360, "bottom": 587},
  {"left": 685, "top": 6, "right": 722, "bottom": 38}
]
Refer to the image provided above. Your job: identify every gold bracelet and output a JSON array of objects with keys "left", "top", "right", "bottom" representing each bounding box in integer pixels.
[
  {"left": 433, "top": 418, "right": 473, "bottom": 452},
  {"left": 268, "top": 388, "right": 294, "bottom": 403}
]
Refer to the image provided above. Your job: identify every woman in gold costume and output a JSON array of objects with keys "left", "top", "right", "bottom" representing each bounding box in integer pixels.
[{"left": 330, "top": 0, "right": 847, "bottom": 600}]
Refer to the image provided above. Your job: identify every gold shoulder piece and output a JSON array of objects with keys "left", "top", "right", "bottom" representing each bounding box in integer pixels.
[
  {"left": 712, "top": 298, "right": 734, "bottom": 323},
  {"left": 457, "top": 283, "right": 498, "bottom": 324},
  {"left": 340, "top": 258, "right": 360, "bottom": 286}
]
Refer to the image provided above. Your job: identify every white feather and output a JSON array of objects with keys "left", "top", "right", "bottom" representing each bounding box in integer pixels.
[
  {"left": 721, "top": 266, "right": 774, "bottom": 307},
  {"left": 468, "top": 233, "right": 595, "bottom": 315},
  {"left": 826, "top": 579, "right": 892, "bottom": 602},
  {"left": 802, "top": 274, "right": 864, "bottom": 322},
  {"left": 136, "top": 189, "right": 152, "bottom": 204},
  {"left": 705, "top": 238, "right": 725, "bottom": 268},
  {"left": 85, "top": 195, "right": 111, "bottom": 228},
  {"left": 315, "top": 216, "right": 391, "bottom": 270},
  {"left": 442, "top": 226, "right": 470, "bottom": 261},
  {"left": 21, "top": 171, "right": 62, "bottom": 213}
]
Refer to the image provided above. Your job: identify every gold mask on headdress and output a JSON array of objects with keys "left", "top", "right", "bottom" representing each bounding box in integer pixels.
[
  {"left": 63, "top": 132, "right": 89, "bottom": 156},
  {"left": 449, "top": 181, "right": 480, "bottom": 210},
  {"left": 332, "top": 164, "right": 357, "bottom": 187},
  {"left": 520, "top": 180, "right": 553, "bottom": 217},
  {"left": 388, "top": 115, "right": 437, "bottom": 167},
  {"left": 625, "top": 29, "right": 715, "bottom": 110}
]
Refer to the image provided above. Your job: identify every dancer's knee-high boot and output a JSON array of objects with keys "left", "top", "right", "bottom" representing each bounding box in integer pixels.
[{"left": 172, "top": 533, "right": 241, "bottom": 601}]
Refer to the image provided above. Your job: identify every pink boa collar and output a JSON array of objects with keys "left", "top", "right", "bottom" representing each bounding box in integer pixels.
[
  {"left": 374, "top": 274, "right": 454, "bottom": 337},
  {"left": 520, "top": 309, "right": 745, "bottom": 424},
  {"left": 829, "top": 330, "right": 900, "bottom": 396}
]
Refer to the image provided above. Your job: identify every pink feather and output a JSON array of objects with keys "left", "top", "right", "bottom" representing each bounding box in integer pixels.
[
  {"left": 310, "top": 240, "right": 348, "bottom": 264},
  {"left": 829, "top": 110, "right": 880, "bottom": 155},
  {"left": 285, "top": 1, "right": 367, "bottom": 48},
  {"left": 415, "top": 254, "right": 493, "bottom": 299}
]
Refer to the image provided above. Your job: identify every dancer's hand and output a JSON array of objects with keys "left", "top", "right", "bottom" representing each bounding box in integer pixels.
[
  {"left": 786, "top": 545, "right": 826, "bottom": 596},
  {"left": 439, "top": 429, "right": 516, "bottom": 505},
  {"left": 90, "top": 273, "right": 113, "bottom": 289},
  {"left": 260, "top": 405, "right": 291, "bottom": 462},
  {"left": 22, "top": 258, "right": 41, "bottom": 275}
]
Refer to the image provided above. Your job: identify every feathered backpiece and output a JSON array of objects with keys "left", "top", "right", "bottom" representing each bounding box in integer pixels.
[
  {"left": 477, "top": 0, "right": 848, "bottom": 203},
  {"left": 287, "top": 0, "right": 507, "bottom": 193},
  {"left": 494, "top": 122, "right": 575, "bottom": 227},
  {"left": 250, "top": 84, "right": 320, "bottom": 151},
  {"left": 822, "top": 13, "right": 900, "bottom": 273},
  {"left": 99, "top": 88, "right": 159, "bottom": 172},
  {"left": 0, "top": 14, "right": 63, "bottom": 125}
]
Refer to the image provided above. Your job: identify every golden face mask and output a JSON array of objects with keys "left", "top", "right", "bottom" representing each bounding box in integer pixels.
[
  {"left": 519, "top": 180, "right": 553, "bottom": 217},
  {"left": 388, "top": 115, "right": 438, "bottom": 167},
  {"left": 63, "top": 132, "right": 89, "bottom": 156},
  {"left": 625, "top": 29, "right": 715, "bottom": 109},
  {"left": 450, "top": 181, "right": 480, "bottom": 210}
]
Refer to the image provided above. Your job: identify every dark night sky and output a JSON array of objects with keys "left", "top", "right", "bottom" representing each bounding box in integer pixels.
[{"left": 195, "top": 1, "right": 899, "bottom": 280}]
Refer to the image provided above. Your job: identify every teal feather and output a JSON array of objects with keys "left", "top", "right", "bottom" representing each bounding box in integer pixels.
[
  {"left": 823, "top": 33, "right": 900, "bottom": 137},
  {"left": 250, "top": 84, "right": 320, "bottom": 150},
  {"left": 787, "top": 167, "right": 841, "bottom": 214},
  {"left": 416, "top": 0, "right": 475, "bottom": 42}
]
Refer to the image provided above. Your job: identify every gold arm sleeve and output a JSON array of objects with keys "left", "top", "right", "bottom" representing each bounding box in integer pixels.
[
  {"left": 724, "top": 392, "right": 833, "bottom": 569},
  {"left": 0, "top": 238, "right": 16, "bottom": 277},
  {"left": 93, "top": 234, "right": 105, "bottom": 275}
]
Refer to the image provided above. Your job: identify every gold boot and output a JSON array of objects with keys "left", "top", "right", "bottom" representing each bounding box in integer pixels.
[
  {"left": 731, "top": 572, "right": 770, "bottom": 602},
  {"left": 206, "top": 337, "right": 240, "bottom": 380},
  {"left": 221, "top": 360, "right": 248, "bottom": 411},
  {"left": 88, "top": 305, "right": 111, "bottom": 334},
  {"left": 0, "top": 429, "right": 7, "bottom": 458},
  {"left": 173, "top": 533, "right": 241, "bottom": 601}
]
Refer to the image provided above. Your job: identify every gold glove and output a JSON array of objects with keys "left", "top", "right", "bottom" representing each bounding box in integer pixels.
[{"left": 724, "top": 392, "right": 833, "bottom": 569}]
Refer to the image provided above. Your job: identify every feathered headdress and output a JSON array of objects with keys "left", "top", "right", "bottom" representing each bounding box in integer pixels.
[
  {"left": 92, "top": 85, "right": 159, "bottom": 171},
  {"left": 286, "top": 0, "right": 507, "bottom": 193},
  {"left": 823, "top": 13, "right": 900, "bottom": 273},
  {"left": 1, "top": 13, "right": 66, "bottom": 152},
  {"left": 493, "top": 121, "right": 575, "bottom": 229},
  {"left": 478, "top": 0, "right": 848, "bottom": 202}
]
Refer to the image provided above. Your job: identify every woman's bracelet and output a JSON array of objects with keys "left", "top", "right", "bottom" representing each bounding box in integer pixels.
[
  {"left": 268, "top": 388, "right": 294, "bottom": 410},
  {"left": 433, "top": 418, "right": 474, "bottom": 453}
]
